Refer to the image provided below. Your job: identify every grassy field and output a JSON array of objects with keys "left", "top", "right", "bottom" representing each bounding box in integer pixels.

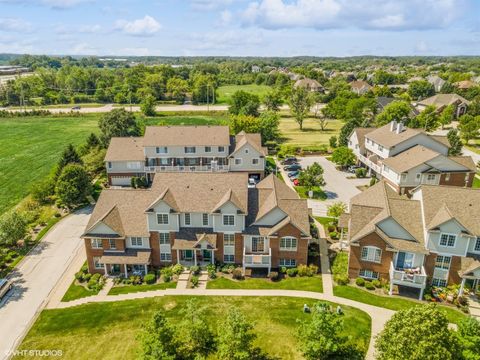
[
  {"left": 333, "top": 285, "right": 468, "bottom": 325},
  {"left": 207, "top": 275, "right": 323, "bottom": 292},
  {"left": 108, "top": 281, "right": 177, "bottom": 295},
  {"left": 473, "top": 175, "right": 480, "bottom": 189},
  {"left": 216, "top": 84, "right": 272, "bottom": 104},
  {"left": 279, "top": 115, "right": 342, "bottom": 147},
  {"left": 16, "top": 296, "right": 370, "bottom": 360},
  {"left": 61, "top": 281, "right": 100, "bottom": 302},
  {"left": 295, "top": 185, "right": 327, "bottom": 200}
]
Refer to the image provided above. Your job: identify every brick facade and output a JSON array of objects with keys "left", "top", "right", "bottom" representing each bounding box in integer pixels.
[
  {"left": 439, "top": 172, "right": 474, "bottom": 188},
  {"left": 271, "top": 223, "right": 308, "bottom": 268},
  {"left": 424, "top": 253, "right": 462, "bottom": 285}
]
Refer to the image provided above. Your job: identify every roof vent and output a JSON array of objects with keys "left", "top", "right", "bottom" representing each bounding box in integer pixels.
[
  {"left": 390, "top": 121, "right": 397, "bottom": 132},
  {"left": 396, "top": 122, "right": 404, "bottom": 134}
]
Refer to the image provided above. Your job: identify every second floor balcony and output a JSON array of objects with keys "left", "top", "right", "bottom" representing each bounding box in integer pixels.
[
  {"left": 357, "top": 153, "right": 382, "bottom": 174},
  {"left": 145, "top": 164, "right": 229, "bottom": 173},
  {"left": 389, "top": 261, "right": 427, "bottom": 288},
  {"left": 243, "top": 247, "right": 271, "bottom": 267}
]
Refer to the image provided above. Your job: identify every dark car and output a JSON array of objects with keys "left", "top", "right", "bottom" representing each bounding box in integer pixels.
[
  {"left": 348, "top": 165, "right": 361, "bottom": 173},
  {"left": 287, "top": 170, "right": 299, "bottom": 178},
  {"left": 284, "top": 164, "right": 302, "bottom": 171},
  {"left": 71, "top": 106, "right": 81, "bottom": 110},
  {"left": 0, "top": 279, "right": 12, "bottom": 301},
  {"left": 281, "top": 157, "right": 298, "bottom": 165}
]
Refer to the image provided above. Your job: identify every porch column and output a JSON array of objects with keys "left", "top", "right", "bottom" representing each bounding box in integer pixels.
[
  {"left": 144, "top": 264, "right": 148, "bottom": 275},
  {"left": 176, "top": 249, "right": 180, "bottom": 264},
  {"left": 419, "top": 287, "right": 424, "bottom": 301},
  {"left": 124, "top": 264, "right": 128, "bottom": 278},
  {"left": 459, "top": 278, "right": 466, "bottom": 296},
  {"left": 104, "top": 263, "right": 108, "bottom": 275},
  {"left": 194, "top": 250, "right": 197, "bottom": 266},
  {"left": 210, "top": 250, "right": 214, "bottom": 264},
  {"left": 389, "top": 281, "right": 393, "bottom": 296}
]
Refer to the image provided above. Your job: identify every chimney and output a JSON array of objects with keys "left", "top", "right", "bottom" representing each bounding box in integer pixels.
[
  {"left": 390, "top": 121, "right": 397, "bottom": 132},
  {"left": 396, "top": 122, "right": 404, "bottom": 134}
]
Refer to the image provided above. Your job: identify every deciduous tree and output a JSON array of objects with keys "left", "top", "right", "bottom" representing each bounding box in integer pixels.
[
  {"left": 263, "top": 89, "right": 283, "bottom": 112},
  {"left": 138, "top": 310, "right": 176, "bottom": 360},
  {"left": 98, "top": 108, "right": 139, "bottom": 145},
  {"left": 375, "top": 101, "right": 412, "bottom": 127},
  {"left": 0, "top": 210, "right": 27, "bottom": 245},
  {"left": 408, "top": 80, "right": 435, "bottom": 100},
  {"left": 229, "top": 90, "right": 260, "bottom": 117},
  {"left": 331, "top": 146, "right": 356, "bottom": 168},
  {"left": 289, "top": 86, "right": 313, "bottom": 130},
  {"left": 55, "top": 164, "right": 92, "bottom": 208},
  {"left": 458, "top": 114, "right": 480, "bottom": 144},
  {"left": 298, "top": 162, "right": 325, "bottom": 190}
]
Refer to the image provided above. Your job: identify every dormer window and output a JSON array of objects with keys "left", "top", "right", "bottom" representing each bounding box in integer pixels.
[{"left": 440, "top": 233, "right": 456, "bottom": 247}]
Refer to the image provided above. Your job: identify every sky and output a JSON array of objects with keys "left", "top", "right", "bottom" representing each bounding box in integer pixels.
[{"left": 0, "top": 0, "right": 479, "bottom": 57}]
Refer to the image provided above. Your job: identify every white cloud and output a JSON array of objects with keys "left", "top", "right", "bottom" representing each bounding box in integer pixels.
[
  {"left": 0, "top": 0, "right": 93, "bottom": 9},
  {"left": 219, "top": 10, "right": 233, "bottom": 26},
  {"left": 0, "top": 18, "right": 33, "bottom": 32},
  {"left": 115, "top": 15, "right": 162, "bottom": 37},
  {"left": 190, "top": 0, "right": 235, "bottom": 11},
  {"left": 188, "top": 30, "right": 264, "bottom": 51},
  {"left": 241, "top": 0, "right": 467, "bottom": 31},
  {"left": 70, "top": 42, "right": 99, "bottom": 55}
]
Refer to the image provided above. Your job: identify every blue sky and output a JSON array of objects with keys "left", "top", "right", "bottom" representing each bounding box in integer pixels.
[{"left": 0, "top": 0, "right": 479, "bottom": 56}]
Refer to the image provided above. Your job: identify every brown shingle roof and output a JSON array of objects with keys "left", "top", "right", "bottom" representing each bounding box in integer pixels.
[
  {"left": 382, "top": 145, "right": 440, "bottom": 173},
  {"left": 100, "top": 249, "right": 151, "bottom": 265},
  {"left": 350, "top": 80, "right": 372, "bottom": 90},
  {"left": 143, "top": 126, "right": 230, "bottom": 146},
  {"left": 450, "top": 156, "right": 477, "bottom": 171},
  {"left": 230, "top": 131, "right": 267, "bottom": 157},
  {"left": 365, "top": 123, "right": 421, "bottom": 148},
  {"left": 417, "top": 94, "right": 469, "bottom": 107},
  {"left": 105, "top": 137, "right": 145, "bottom": 162}
]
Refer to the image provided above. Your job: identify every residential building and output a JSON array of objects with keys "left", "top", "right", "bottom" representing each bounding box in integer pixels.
[
  {"left": 350, "top": 80, "right": 372, "bottom": 95},
  {"left": 348, "top": 121, "right": 475, "bottom": 195},
  {"left": 426, "top": 75, "right": 446, "bottom": 92},
  {"left": 104, "top": 126, "right": 267, "bottom": 186},
  {"left": 454, "top": 80, "right": 476, "bottom": 90},
  {"left": 81, "top": 173, "right": 311, "bottom": 277},
  {"left": 376, "top": 97, "right": 419, "bottom": 117},
  {"left": 340, "top": 181, "right": 480, "bottom": 299},
  {"left": 294, "top": 78, "right": 324, "bottom": 92},
  {"left": 415, "top": 93, "right": 469, "bottom": 118}
]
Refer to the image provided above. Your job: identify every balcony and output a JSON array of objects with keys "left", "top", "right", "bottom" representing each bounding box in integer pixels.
[
  {"left": 144, "top": 164, "right": 229, "bottom": 173},
  {"left": 243, "top": 247, "right": 271, "bottom": 268},
  {"left": 357, "top": 153, "right": 381, "bottom": 174},
  {"left": 389, "top": 261, "right": 427, "bottom": 288}
]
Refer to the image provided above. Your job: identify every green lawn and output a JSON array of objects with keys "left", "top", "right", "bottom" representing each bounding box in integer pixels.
[
  {"left": 207, "top": 275, "right": 323, "bottom": 292},
  {"left": 473, "top": 175, "right": 480, "bottom": 189},
  {"left": 333, "top": 285, "right": 468, "bottom": 325},
  {"left": 278, "top": 115, "right": 342, "bottom": 147},
  {"left": 108, "top": 281, "right": 177, "bottom": 295},
  {"left": 61, "top": 281, "right": 100, "bottom": 302},
  {"left": 16, "top": 296, "right": 369, "bottom": 360},
  {"left": 295, "top": 186, "right": 327, "bottom": 200},
  {"left": 216, "top": 84, "right": 272, "bottom": 104}
]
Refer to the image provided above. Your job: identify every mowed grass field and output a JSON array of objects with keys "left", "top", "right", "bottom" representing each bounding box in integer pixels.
[
  {"left": 217, "top": 84, "right": 272, "bottom": 104},
  {"left": 279, "top": 115, "right": 343, "bottom": 147},
  {"left": 16, "top": 296, "right": 371, "bottom": 360}
]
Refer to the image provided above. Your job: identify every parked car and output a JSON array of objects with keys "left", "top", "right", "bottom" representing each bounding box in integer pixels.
[
  {"left": 287, "top": 170, "right": 299, "bottom": 178},
  {"left": 0, "top": 279, "right": 12, "bottom": 301},
  {"left": 347, "top": 165, "right": 361, "bottom": 173},
  {"left": 248, "top": 177, "right": 258, "bottom": 188},
  {"left": 281, "top": 157, "right": 298, "bottom": 165},
  {"left": 284, "top": 164, "right": 302, "bottom": 171},
  {"left": 71, "top": 105, "right": 81, "bottom": 110},
  {"left": 293, "top": 179, "right": 300, "bottom": 186}
]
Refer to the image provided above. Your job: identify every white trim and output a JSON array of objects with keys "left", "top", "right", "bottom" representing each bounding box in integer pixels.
[
  {"left": 439, "top": 233, "right": 456, "bottom": 247},
  {"left": 223, "top": 214, "right": 235, "bottom": 226},
  {"left": 361, "top": 246, "right": 382, "bottom": 263},
  {"left": 91, "top": 238, "right": 103, "bottom": 249},
  {"left": 280, "top": 236, "right": 298, "bottom": 251},
  {"left": 184, "top": 213, "right": 191, "bottom": 226},
  {"left": 156, "top": 213, "right": 169, "bottom": 225}
]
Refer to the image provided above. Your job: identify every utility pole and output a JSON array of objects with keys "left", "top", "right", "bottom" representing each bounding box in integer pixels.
[
  {"left": 128, "top": 85, "right": 132, "bottom": 112},
  {"left": 206, "top": 84, "right": 209, "bottom": 112}
]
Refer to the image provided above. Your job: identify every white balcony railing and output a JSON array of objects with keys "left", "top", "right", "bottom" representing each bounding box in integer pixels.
[
  {"left": 144, "top": 165, "right": 229, "bottom": 173},
  {"left": 389, "top": 261, "right": 427, "bottom": 287},
  {"left": 357, "top": 153, "right": 381, "bottom": 174},
  {"left": 243, "top": 247, "right": 271, "bottom": 267}
]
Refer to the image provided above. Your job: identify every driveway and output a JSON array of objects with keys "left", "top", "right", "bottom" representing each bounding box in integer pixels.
[{"left": 0, "top": 208, "right": 91, "bottom": 360}]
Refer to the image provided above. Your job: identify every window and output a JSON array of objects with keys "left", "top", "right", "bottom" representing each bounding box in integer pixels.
[
  {"left": 432, "top": 278, "right": 447, "bottom": 287},
  {"left": 131, "top": 237, "right": 143, "bottom": 247},
  {"left": 156, "top": 146, "right": 168, "bottom": 154},
  {"left": 93, "top": 256, "right": 103, "bottom": 269},
  {"left": 378, "top": 145, "right": 384, "bottom": 151},
  {"left": 445, "top": 173, "right": 451, "bottom": 181},
  {"left": 252, "top": 158, "right": 259, "bottom": 165},
  {"left": 280, "top": 237, "right": 297, "bottom": 251},
  {"left": 157, "top": 213, "right": 169, "bottom": 225},
  {"left": 359, "top": 269, "right": 379, "bottom": 279},
  {"left": 435, "top": 255, "right": 451, "bottom": 270},
  {"left": 401, "top": 173, "right": 407, "bottom": 182},
  {"left": 223, "top": 215, "right": 235, "bottom": 226},
  {"left": 440, "top": 233, "right": 456, "bottom": 247},
  {"left": 245, "top": 148, "right": 249, "bottom": 154},
  {"left": 427, "top": 174, "right": 436, "bottom": 181},
  {"left": 127, "top": 162, "right": 141, "bottom": 169},
  {"left": 279, "top": 259, "right": 296, "bottom": 267},
  {"left": 185, "top": 146, "right": 196, "bottom": 153},
  {"left": 415, "top": 173, "right": 421, "bottom": 182},
  {"left": 475, "top": 238, "right": 480, "bottom": 252},
  {"left": 361, "top": 246, "right": 381, "bottom": 263},
  {"left": 234, "top": 158, "right": 242, "bottom": 165},
  {"left": 205, "top": 146, "right": 211, "bottom": 153},
  {"left": 184, "top": 213, "right": 191, "bottom": 226},
  {"left": 224, "top": 254, "right": 235, "bottom": 263},
  {"left": 107, "top": 162, "right": 112, "bottom": 169},
  {"left": 109, "top": 239, "right": 116, "bottom": 250},
  {"left": 159, "top": 158, "right": 169, "bottom": 165},
  {"left": 252, "top": 236, "right": 265, "bottom": 252},
  {"left": 202, "top": 213, "right": 209, "bottom": 226},
  {"left": 224, "top": 233, "right": 235, "bottom": 246},
  {"left": 218, "top": 146, "right": 225, "bottom": 152},
  {"left": 91, "top": 238, "right": 103, "bottom": 249},
  {"left": 159, "top": 232, "right": 170, "bottom": 245},
  {"left": 160, "top": 253, "right": 172, "bottom": 261}
]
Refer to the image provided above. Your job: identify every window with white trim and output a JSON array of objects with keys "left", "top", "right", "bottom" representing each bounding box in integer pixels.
[
  {"left": 224, "top": 233, "right": 235, "bottom": 246},
  {"left": 400, "top": 173, "right": 407, "bottom": 182},
  {"left": 359, "top": 269, "right": 379, "bottom": 279},
  {"left": 107, "top": 162, "right": 112, "bottom": 169},
  {"left": 378, "top": 145, "right": 384, "bottom": 151},
  {"left": 127, "top": 161, "right": 142, "bottom": 169},
  {"left": 435, "top": 255, "right": 451, "bottom": 270},
  {"left": 91, "top": 238, "right": 103, "bottom": 249},
  {"left": 159, "top": 232, "right": 170, "bottom": 245},
  {"left": 218, "top": 146, "right": 225, "bottom": 152},
  {"left": 93, "top": 256, "right": 103, "bottom": 269},
  {"left": 426, "top": 174, "right": 436, "bottom": 181},
  {"left": 279, "top": 259, "right": 296, "bottom": 267},
  {"left": 440, "top": 233, "right": 456, "bottom": 247},
  {"left": 252, "top": 236, "right": 265, "bottom": 252},
  {"left": 160, "top": 253, "right": 172, "bottom": 261},
  {"left": 252, "top": 158, "right": 259, "bottom": 165},
  {"left": 156, "top": 146, "right": 168, "bottom": 154},
  {"left": 157, "top": 213, "right": 169, "bottom": 225},
  {"left": 223, "top": 215, "right": 235, "bottom": 226},
  {"left": 109, "top": 239, "right": 116, "bottom": 250},
  {"left": 131, "top": 237, "right": 143, "bottom": 247},
  {"left": 202, "top": 213, "right": 209, "bottom": 226},
  {"left": 205, "top": 146, "right": 211, "bottom": 153},
  {"left": 361, "top": 246, "right": 381, "bottom": 263},
  {"left": 432, "top": 278, "right": 447, "bottom": 287},
  {"left": 445, "top": 173, "right": 451, "bottom": 181},
  {"left": 415, "top": 173, "right": 421, "bottom": 182},
  {"left": 224, "top": 254, "right": 234, "bottom": 263},
  {"left": 280, "top": 237, "right": 297, "bottom": 251},
  {"left": 184, "top": 213, "right": 191, "bottom": 226},
  {"left": 475, "top": 238, "right": 480, "bottom": 252},
  {"left": 184, "top": 146, "right": 196, "bottom": 154},
  {"left": 234, "top": 158, "right": 242, "bottom": 165}
]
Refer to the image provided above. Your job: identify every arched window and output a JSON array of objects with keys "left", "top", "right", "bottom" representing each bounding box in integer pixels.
[
  {"left": 361, "top": 246, "right": 381, "bottom": 263},
  {"left": 280, "top": 236, "right": 297, "bottom": 251}
]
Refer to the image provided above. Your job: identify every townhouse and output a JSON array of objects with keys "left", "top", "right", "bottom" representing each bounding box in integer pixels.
[
  {"left": 81, "top": 172, "right": 311, "bottom": 277},
  {"left": 415, "top": 93, "right": 469, "bottom": 118},
  {"left": 348, "top": 121, "right": 476, "bottom": 195},
  {"left": 105, "top": 126, "right": 267, "bottom": 186},
  {"left": 340, "top": 181, "right": 480, "bottom": 300}
]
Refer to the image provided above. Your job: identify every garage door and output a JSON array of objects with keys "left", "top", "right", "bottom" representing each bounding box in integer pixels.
[{"left": 111, "top": 176, "right": 132, "bottom": 187}]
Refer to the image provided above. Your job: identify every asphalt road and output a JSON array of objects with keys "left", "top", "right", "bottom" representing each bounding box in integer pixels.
[{"left": 0, "top": 208, "right": 91, "bottom": 360}]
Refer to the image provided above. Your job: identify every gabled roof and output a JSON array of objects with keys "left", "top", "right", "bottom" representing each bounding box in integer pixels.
[
  {"left": 382, "top": 145, "right": 439, "bottom": 173},
  {"left": 350, "top": 80, "right": 372, "bottom": 90},
  {"left": 83, "top": 205, "right": 125, "bottom": 237},
  {"left": 105, "top": 137, "right": 145, "bottom": 162},
  {"left": 417, "top": 94, "right": 469, "bottom": 107},
  {"left": 143, "top": 126, "right": 230, "bottom": 146},
  {"left": 211, "top": 188, "right": 245, "bottom": 213},
  {"left": 230, "top": 131, "right": 267, "bottom": 157},
  {"left": 145, "top": 188, "right": 179, "bottom": 213}
]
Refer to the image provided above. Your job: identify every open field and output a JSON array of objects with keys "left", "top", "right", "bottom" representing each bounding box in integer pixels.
[
  {"left": 207, "top": 275, "right": 323, "bottom": 292},
  {"left": 279, "top": 116, "right": 342, "bottom": 148},
  {"left": 217, "top": 84, "right": 272, "bottom": 104},
  {"left": 16, "top": 296, "right": 370, "bottom": 360}
]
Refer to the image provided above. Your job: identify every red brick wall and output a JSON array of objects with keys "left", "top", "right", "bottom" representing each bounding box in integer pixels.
[
  {"left": 439, "top": 172, "right": 474, "bottom": 188},
  {"left": 424, "top": 253, "right": 462, "bottom": 286},
  {"left": 270, "top": 223, "right": 308, "bottom": 268},
  {"left": 234, "top": 233, "right": 244, "bottom": 265},
  {"left": 84, "top": 238, "right": 105, "bottom": 274}
]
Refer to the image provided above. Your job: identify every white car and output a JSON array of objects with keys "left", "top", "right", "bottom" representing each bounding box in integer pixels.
[{"left": 0, "top": 278, "right": 12, "bottom": 301}]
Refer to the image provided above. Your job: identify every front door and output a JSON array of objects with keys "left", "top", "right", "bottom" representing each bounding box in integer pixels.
[
  {"left": 202, "top": 249, "right": 211, "bottom": 261},
  {"left": 252, "top": 237, "right": 265, "bottom": 253}
]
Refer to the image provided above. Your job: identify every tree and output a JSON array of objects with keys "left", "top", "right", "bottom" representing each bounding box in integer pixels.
[
  {"left": 166, "top": 77, "right": 189, "bottom": 103},
  {"left": 0, "top": 210, "right": 27, "bottom": 245},
  {"left": 217, "top": 307, "right": 264, "bottom": 360},
  {"left": 447, "top": 129, "right": 463, "bottom": 156},
  {"left": 331, "top": 146, "right": 356, "bottom": 168},
  {"left": 289, "top": 86, "right": 313, "bottom": 130},
  {"left": 140, "top": 94, "right": 156, "bottom": 116},
  {"left": 297, "top": 302, "right": 363, "bottom": 360},
  {"left": 139, "top": 310, "right": 176, "bottom": 360},
  {"left": 408, "top": 80, "right": 435, "bottom": 100},
  {"left": 298, "top": 162, "right": 325, "bottom": 190},
  {"left": 439, "top": 104, "right": 455, "bottom": 129},
  {"left": 98, "top": 108, "right": 139, "bottom": 145},
  {"left": 229, "top": 90, "right": 260, "bottom": 117},
  {"left": 375, "top": 304, "right": 459, "bottom": 360},
  {"left": 263, "top": 89, "right": 283, "bottom": 112},
  {"left": 58, "top": 144, "right": 82, "bottom": 171},
  {"left": 55, "top": 164, "right": 92, "bottom": 208},
  {"left": 258, "top": 111, "right": 280, "bottom": 143},
  {"left": 412, "top": 105, "right": 439, "bottom": 132},
  {"left": 375, "top": 101, "right": 412, "bottom": 127},
  {"left": 327, "top": 202, "right": 347, "bottom": 219},
  {"left": 458, "top": 114, "right": 480, "bottom": 144},
  {"left": 230, "top": 114, "right": 260, "bottom": 134},
  {"left": 456, "top": 317, "right": 480, "bottom": 360},
  {"left": 86, "top": 133, "right": 100, "bottom": 149},
  {"left": 82, "top": 148, "right": 107, "bottom": 175},
  {"left": 338, "top": 119, "right": 360, "bottom": 147},
  {"left": 30, "top": 176, "right": 56, "bottom": 204},
  {"left": 329, "top": 136, "right": 337, "bottom": 149}
]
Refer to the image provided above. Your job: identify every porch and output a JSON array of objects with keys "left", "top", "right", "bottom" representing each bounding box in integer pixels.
[
  {"left": 99, "top": 249, "right": 151, "bottom": 278},
  {"left": 242, "top": 247, "right": 272, "bottom": 274},
  {"left": 389, "top": 261, "right": 427, "bottom": 300},
  {"left": 171, "top": 233, "right": 217, "bottom": 267},
  {"left": 145, "top": 157, "right": 229, "bottom": 173}
]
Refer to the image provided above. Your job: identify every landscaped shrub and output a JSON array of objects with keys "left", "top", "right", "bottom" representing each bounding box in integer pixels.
[
  {"left": 355, "top": 277, "right": 365, "bottom": 287},
  {"left": 332, "top": 252, "right": 349, "bottom": 285},
  {"left": 286, "top": 267, "right": 298, "bottom": 277},
  {"left": 190, "top": 275, "right": 199, "bottom": 288},
  {"left": 161, "top": 267, "right": 173, "bottom": 282},
  {"left": 355, "top": 168, "right": 367, "bottom": 178},
  {"left": 308, "top": 264, "right": 319, "bottom": 275},
  {"left": 329, "top": 231, "right": 339, "bottom": 240},
  {"left": 208, "top": 269, "right": 217, "bottom": 279},
  {"left": 172, "top": 263, "right": 183, "bottom": 275},
  {"left": 369, "top": 177, "right": 378, "bottom": 186},
  {"left": 87, "top": 273, "right": 104, "bottom": 291},
  {"left": 81, "top": 265, "right": 88, "bottom": 273},
  {"left": 75, "top": 271, "right": 84, "bottom": 281},
  {"left": 190, "top": 265, "right": 200, "bottom": 275},
  {"left": 232, "top": 268, "right": 244, "bottom": 280},
  {"left": 297, "top": 264, "right": 318, "bottom": 277},
  {"left": 372, "top": 279, "right": 381, "bottom": 288},
  {"left": 144, "top": 273, "right": 156, "bottom": 284},
  {"left": 221, "top": 264, "right": 235, "bottom": 274},
  {"left": 83, "top": 273, "right": 92, "bottom": 282},
  {"left": 280, "top": 266, "right": 287, "bottom": 274},
  {"left": 269, "top": 271, "right": 279, "bottom": 281},
  {"left": 364, "top": 281, "right": 375, "bottom": 290},
  {"left": 129, "top": 275, "right": 142, "bottom": 285}
]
